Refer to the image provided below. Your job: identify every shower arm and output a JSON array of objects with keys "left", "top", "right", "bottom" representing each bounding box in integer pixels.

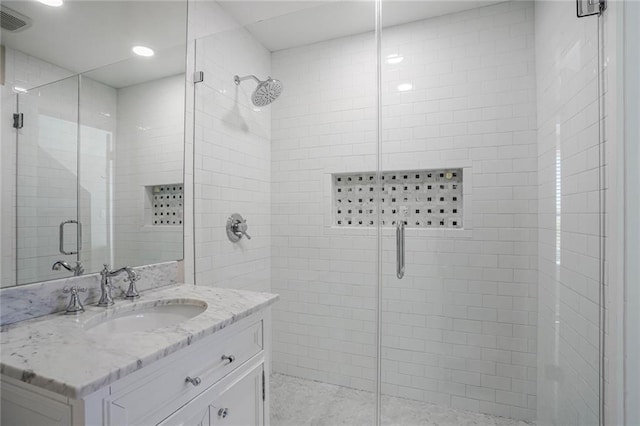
[{"left": 234, "top": 75, "right": 261, "bottom": 85}]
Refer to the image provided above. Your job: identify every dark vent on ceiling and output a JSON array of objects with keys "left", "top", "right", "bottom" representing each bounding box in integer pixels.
[{"left": 1, "top": 5, "right": 32, "bottom": 32}]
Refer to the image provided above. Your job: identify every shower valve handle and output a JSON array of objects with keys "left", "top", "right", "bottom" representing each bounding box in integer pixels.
[
  {"left": 233, "top": 220, "right": 251, "bottom": 240},
  {"left": 226, "top": 213, "right": 251, "bottom": 242}
]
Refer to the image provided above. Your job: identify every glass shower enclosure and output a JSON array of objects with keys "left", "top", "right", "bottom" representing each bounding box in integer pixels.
[{"left": 190, "top": 0, "right": 605, "bottom": 424}]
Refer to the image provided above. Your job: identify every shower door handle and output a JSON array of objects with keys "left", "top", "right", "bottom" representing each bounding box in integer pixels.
[
  {"left": 59, "top": 220, "right": 82, "bottom": 255},
  {"left": 396, "top": 221, "right": 405, "bottom": 279}
]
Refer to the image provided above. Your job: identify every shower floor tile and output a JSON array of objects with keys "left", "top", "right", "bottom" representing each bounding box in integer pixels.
[{"left": 270, "top": 373, "right": 531, "bottom": 426}]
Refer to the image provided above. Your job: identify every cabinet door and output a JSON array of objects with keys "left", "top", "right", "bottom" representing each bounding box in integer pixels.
[
  {"left": 1, "top": 379, "right": 71, "bottom": 426},
  {"left": 159, "top": 403, "right": 210, "bottom": 426},
  {"left": 210, "top": 364, "right": 263, "bottom": 426},
  {"left": 158, "top": 363, "right": 264, "bottom": 426}
]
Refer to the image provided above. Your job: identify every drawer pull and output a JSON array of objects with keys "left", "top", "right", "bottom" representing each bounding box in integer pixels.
[
  {"left": 218, "top": 408, "right": 229, "bottom": 419},
  {"left": 185, "top": 376, "right": 202, "bottom": 386},
  {"left": 221, "top": 354, "right": 236, "bottom": 364}
]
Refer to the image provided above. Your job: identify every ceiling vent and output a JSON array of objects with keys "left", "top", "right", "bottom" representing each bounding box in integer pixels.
[{"left": 1, "top": 5, "right": 32, "bottom": 32}]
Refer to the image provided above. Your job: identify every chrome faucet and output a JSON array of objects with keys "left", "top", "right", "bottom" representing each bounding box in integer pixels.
[
  {"left": 63, "top": 286, "right": 86, "bottom": 315},
  {"left": 98, "top": 264, "right": 139, "bottom": 307},
  {"left": 52, "top": 260, "right": 84, "bottom": 276}
]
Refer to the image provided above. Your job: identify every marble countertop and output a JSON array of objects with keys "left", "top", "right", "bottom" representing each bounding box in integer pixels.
[{"left": 0, "top": 284, "right": 279, "bottom": 399}]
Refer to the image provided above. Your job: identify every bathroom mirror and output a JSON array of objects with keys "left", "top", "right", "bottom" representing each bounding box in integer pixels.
[{"left": 1, "top": 1, "right": 187, "bottom": 286}]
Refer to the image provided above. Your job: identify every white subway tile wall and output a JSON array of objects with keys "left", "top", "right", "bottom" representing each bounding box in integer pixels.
[
  {"left": 535, "top": 1, "right": 602, "bottom": 424},
  {"left": 193, "top": 24, "right": 272, "bottom": 292},
  {"left": 271, "top": 27, "right": 379, "bottom": 394},
  {"left": 79, "top": 77, "right": 118, "bottom": 276},
  {"left": 114, "top": 75, "right": 185, "bottom": 268},
  {"left": 271, "top": 1, "right": 537, "bottom": 421}
]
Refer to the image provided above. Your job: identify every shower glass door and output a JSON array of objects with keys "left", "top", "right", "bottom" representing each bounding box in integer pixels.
[
  {"left": 191, "top": 1, "right": 378, "bottom": 424},
  {"left": 378, "top": 1, "right": 603, "bottom": 425},
  {"left": 15, "top": 76, "right": 80, "bottom": 285}
]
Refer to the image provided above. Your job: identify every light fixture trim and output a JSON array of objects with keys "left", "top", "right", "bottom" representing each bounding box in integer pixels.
[
  {"left": 38, "top": 0, "right": 64, "bottom": 7},
  {"left": 132, "top": 45, "right": 155, "bottom": 57}
]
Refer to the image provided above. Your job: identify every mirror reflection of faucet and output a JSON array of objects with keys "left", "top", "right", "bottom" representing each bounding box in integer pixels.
[{"left": 52, "top": 260, "right": 84, "bottom": 276}]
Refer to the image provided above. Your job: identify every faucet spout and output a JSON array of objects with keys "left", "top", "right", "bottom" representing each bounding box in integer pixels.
[
  {"left": 97, "top": 265, "right": 140, "bottom": 307},
  {"left": 97, "top": 264, "right": 116, "bottom": 307}
]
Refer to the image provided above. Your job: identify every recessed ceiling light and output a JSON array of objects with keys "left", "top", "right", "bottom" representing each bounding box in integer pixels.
[
  {"left": 397, "top": 83, "right": 413, "bottom": 92},
  {"left": 38, "top": 0, "right": 64, "bottom": 7},
  {"left": 385, "top": 54, "right": 404, "bottom": 64},
  {"left": 132, "top": 46, "right": 154, "bottom": 57}
]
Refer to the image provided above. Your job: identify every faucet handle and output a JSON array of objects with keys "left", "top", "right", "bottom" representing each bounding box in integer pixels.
[
  {"left": 63, "top": 286, "right": 86, "bottom": 315},
  {"left": 74, "top": 261, "right": 85, "bottom": 276},
  {"left": 124, "top": 268, "right": 141, "bottom": 300},
  {"left": 226, "top": 213, "right": 251, "bottom": 242},
  {"left": 125, "top": 269, "right": 140, "bottom": 282}
]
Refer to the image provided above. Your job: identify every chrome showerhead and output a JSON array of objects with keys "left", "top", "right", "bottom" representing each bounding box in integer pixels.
[{"left": 234, "top": 74, "right": 283, "bottom": 106}]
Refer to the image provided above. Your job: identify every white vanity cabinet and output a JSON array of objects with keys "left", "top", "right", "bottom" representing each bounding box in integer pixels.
[{"left": 1, "top": 310, "right": 271, "bottom": 426}]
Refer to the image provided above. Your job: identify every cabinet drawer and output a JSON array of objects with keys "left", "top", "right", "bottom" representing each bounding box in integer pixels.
[
  {"left": 158, "top": 362, "right": 264, "bottom": 426},
  {"left": 107, "top": 320, "right": 263, "bottom": 425}
]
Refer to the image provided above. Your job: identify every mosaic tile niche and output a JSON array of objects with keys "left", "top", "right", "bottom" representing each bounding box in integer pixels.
[
  {"left": 150, "top": 184, "right": 184, "bottom": 226},
  {"left": 333, "top": 169, "right": 463, "bottom": 228}
]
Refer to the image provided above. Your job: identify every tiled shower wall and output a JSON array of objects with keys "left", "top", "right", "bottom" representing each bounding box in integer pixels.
[
  {"left": 192, "top": 5, "right": 272, "bottom": 292},
  {"left": 271, "top": 1, "right": 538, "bottom": 420},
  {"left": 114, "top": 74, "right": 185, "bottom": 268}
]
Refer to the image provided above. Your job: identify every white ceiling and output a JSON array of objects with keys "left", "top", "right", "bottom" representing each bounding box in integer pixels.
[
  {"left": 1, "top": 0, "right": 501, "bottom": 88},
  {"left": 1, "top": 0, "right": 187, "bottom": 88},
  {"left": 218, "top": 0, "right": 504, "bottom": 52}
]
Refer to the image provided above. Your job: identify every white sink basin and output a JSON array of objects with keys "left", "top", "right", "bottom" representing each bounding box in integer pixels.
[{"left": 84, "top": 299, "right": 207, "bottom": 334}]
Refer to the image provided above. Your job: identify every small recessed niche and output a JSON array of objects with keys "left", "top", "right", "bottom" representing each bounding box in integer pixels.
[
  {"left": 146, "top": 184, "right": 183, "bottom": 226},
  {"left": 333, "top": 169, "right": 463, "bottom": 228}
]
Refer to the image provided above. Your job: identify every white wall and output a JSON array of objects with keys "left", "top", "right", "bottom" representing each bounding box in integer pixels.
[
  {"left": 113, "top": 74, "right": 185, "bottom": 268},
  {"left": 535, "top": 1, "right": 603, "bottom": 424},
  {"left": 271, "top": 1, "right": 538, "bottom": 421},
  {"left": 191, "top": 7, "right": 272, "bottom": 292}
]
